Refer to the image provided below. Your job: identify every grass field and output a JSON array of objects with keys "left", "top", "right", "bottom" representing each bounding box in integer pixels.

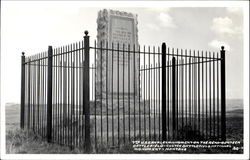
[{"left": 5, "top": 100, "right": 243, "bottom": 154}]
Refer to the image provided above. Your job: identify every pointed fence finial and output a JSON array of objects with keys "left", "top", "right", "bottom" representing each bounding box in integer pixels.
[
  {"left": 162, "top": 42, "right": 166, "bottom": 53},
  {"left": 22, "top": 52, "right": 25, "bottom": 56},
  {"left": 84, "top": 30, "right": 89, "bottom": 36}
]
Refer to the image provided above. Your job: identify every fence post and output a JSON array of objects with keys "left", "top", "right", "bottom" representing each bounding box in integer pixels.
[
  {"left": 162, "top": 43, "right": 167, "bottom": 141},
  {"left": 84, "top": 31, "right": 91, "bottom": 152},
  {"left": 220, "top": 46, "right": 226, "bottom": 141},
  {"left": 172, "top": 57, "right": 176, "bottom": 133},
  {"left": 20, "top": 52, "right": 25, "bottom": 129},
  {"left": 47, "top": 46, "right": 53, "bottom": 142}
]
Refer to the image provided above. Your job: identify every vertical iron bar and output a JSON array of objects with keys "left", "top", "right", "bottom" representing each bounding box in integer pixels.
[
  {"left": 217, "top": 52, "right": 220, "bottom": 139},
  {"left": 32, "top": 57, "right": 35, "bottom": 131},
  {"left": 202, "top": 51, "right": 204, "bottom": 136},
  {"left": 47, "top": 46, "right": 53, "bottom": 142},
  {"left": 213, "top": 53, "right": 216, "bottom": 138},
  {"left": 66, "top": 46, "right": 69, "bottom": 145},
  {"left": 122, "top": 43, "right": 126, "bottom": 144},
  {"left": 30, "top": 57, "right": 33, "bottom": 131},
  {"left": 221, "top": 46, "right": 226, "bottom": 141},
  {"left": 51, "top": 53, "right": 54, "bottom": 141},
  {"left": 117, "top": 43, "right": 120, "bottom": 146},
  {"left": 44, "top": 51, "right": 48, "bottom": 138},
  {"left": 35, "top": 56, "right": 37, "bottom": 133},
  {"left": 194, "top": 51, "right": 196, "bottom": 132},
  {"left": 176, "top": 50, "right": 178, "bottom": 135},
  {"left": 37, "top": 59, "right": 40, "bottom": 135},
  {"left": 209, "top": 52, "right": 212, "bottom": 138},
  {"left": 150, "top": 64, "right": 153, "bottom": 139},
  {"left": 133, "top": 44, "right": 136, "bottom": 140},
  {"left": 159, "top": 47, "right": 161, "bottom": 141},
  {"left": 161, "top": 43, "right": 166, "bottom": 141},
  {"left": 143, "top": 45, "right": 146, "bottom": 140},
  {"left": 148, "top": 46, "right": 151, "bottom": 141},
  {"left": 76, "top": 42, "right": 79, "bottom": 147},
  {"left": 145, "top": 65, "right": 148, "bottom": 139},
  {"left": 28, "top": 59, "right": 31, "bottom": 129},
  {"left": 70, "top": 44, "right": 73, "bottom": 147},
  {"left": 24, "top": 58, "right": 27, "bottom": 129},
  {"left": 123, "top": 43, "right": 125, "bottom": 144},
  {"left": 73, "top": 43, "right": 76, "bottom": 146},
  {"left": 167, "top": 47, "right": 169, "bottom": 140},
  {"left": 61, "top": 48, "right": 64, "bottom": 145},
  {"left": 94, "top": 40, "right": 97, "bottom": 148},
  {"left": 128, "top": 44, "right": 131, "bottom": 141},
  {"left": 55, "top": 52, "right": 58, "bottom": 142},
  {"left": 21, "top": 52, "right": 26, "bottom": 129},
  {"left": 43, "top": 55, "right": 46, "bottom": 137},
  {"left": 67, "top": 45, "right": 69, "bottom": 146},
  {"left": 190, "top": 51, "right": 193, "bottom": 129},
  {"left": 111, "top": 42, "right": 114, "bottom": 146},
  {"left": 106, "top": 41, "right": 109, "bottom": 145},
  {"left": 181, "top": 57, "right": 184, "bottom": 138},
  {"left": 172, "top": 56, "right": 176, "bottom": 135},
  {"left": 100, "top": 41, "right": 103, "bottom": 146},
  {"left": 205, "top": 51, "right": 208, "bottom": 139},
  {"left": 138, "top": 45, "right": 141, "bottom": 142},
  {"left": 185, "top": 50, "right": 187, "bottom": 128},
  {"left": 41, "top": 55, "right": 43, "bottom": 137},
  {"left": 91, "top": 64, "right": 94, "bottom": 146},
  {"left": 153, "top": 46, "right": 156, "bottom": 140},
  {"left": 79, "top": 42, "right": 82, "bottom": 147},
  {"left": 189, "top": 56, "right": 191, "bottom": 127},
  {"left": 58, "top": 49, "right": 61, "bottom": 143},
  {"left": 198, "top": 51, "right": 200, "bottom": 135}
]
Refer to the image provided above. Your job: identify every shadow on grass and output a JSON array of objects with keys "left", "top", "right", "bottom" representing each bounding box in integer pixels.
[{"left": 176, "top": 125, "right": 206, "bottom": 141}]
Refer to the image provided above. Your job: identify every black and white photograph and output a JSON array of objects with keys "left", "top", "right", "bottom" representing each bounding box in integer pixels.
[{"left": 1, "top": 0, "right": 249, "bottom": 159}]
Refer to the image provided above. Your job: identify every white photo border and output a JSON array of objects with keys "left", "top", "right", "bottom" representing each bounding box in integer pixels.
[{"left": 1, "top": 1, "right": 249, "bottom": 159}]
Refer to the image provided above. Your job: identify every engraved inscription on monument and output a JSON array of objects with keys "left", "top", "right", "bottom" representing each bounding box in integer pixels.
[
  {"left": 96, "top": 9, "right": 139, "bottom": 98},
  {"left": 110, "top": 17, "right": 134, "bottom": 63}
]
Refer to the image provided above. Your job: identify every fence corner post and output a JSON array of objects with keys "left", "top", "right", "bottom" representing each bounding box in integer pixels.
[
  {"left": 47, "top": 46, "right": 53, "bottom": 143},
  {"left": 162, "top": 43, "right": 167, "bottom": 141},
  {"left": 83, "top": 30, "right": 91, "bottom": 152},
  {"left": 20, "top": 52, "right": 25, "bottom": 129},
  {"left": 220, "top": 46, "right": 226, "bottom": 141}
]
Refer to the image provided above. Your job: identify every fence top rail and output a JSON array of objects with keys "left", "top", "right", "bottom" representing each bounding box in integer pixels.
[
  {"left": 23, "top": 39, "right": 224, "bottom": 64},
  {"left": 139, "top": 58, "right": 219, "bottom": 71},
  {"left": 91, "top": 46, "right": 221, "bottom": 60},
  {"left": 24, "top": 40, "right": 85, "bottom": 64}
]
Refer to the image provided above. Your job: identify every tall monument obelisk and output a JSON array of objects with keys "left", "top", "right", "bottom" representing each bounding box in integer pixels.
[{"left": 96, "top": 9, "right": 140, "bottom": 114}]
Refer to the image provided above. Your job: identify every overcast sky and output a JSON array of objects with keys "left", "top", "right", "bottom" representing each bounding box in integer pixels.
[{"left": 1, "top": 1, "right": 248, "bottom": 103}]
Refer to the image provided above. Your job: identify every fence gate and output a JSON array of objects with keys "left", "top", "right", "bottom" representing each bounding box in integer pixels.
[{"left": 20, "top": 31, "right": 226, "bottom": 153}]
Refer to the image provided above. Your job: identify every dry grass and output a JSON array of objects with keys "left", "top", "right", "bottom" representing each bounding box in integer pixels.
[
  {"left": 6, "top": 128, "right": 82, "bottom": 154},
  {"left": 5, "top": 102, "right": 244, "bottom": 154}
]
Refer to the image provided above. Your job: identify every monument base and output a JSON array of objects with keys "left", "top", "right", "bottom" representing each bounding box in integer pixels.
[{"left": 89, "top": 98, "right": 151, "bottom": 115}]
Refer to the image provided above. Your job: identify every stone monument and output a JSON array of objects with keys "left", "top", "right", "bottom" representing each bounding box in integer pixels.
[{"left": 95, "top": 9, "right": 142, "bottom": 114}]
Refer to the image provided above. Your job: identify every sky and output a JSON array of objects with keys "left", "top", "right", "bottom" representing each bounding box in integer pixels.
[{"left": 1, "top": 1, "right": 248, "bottom": 103}]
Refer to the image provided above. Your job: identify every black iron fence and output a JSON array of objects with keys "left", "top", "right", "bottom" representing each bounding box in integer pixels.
[{"left": 20, "top": 31, "right": 226, "bottom": 152}]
